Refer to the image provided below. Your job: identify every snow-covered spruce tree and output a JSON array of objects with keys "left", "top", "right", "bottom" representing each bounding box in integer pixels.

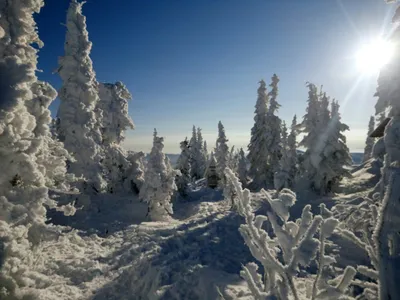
[
  {"left": 228, "top": 145, "right": 240, "bottom": 172},
  {"left": 196, "top": 127, "right": 207, "bottom": 178},
  {"left": 215, "top": 121, "right": 229, "bottom": 183},
  {"left": 139, "top": 130, "right": 179, "bottom": 221},
  {"left": 298, "top": 86, "right": 351, "bottom": 194},
  {"left": 326, "top": 100, "right": 352, "bottom": 190},
  {"left": 287, "top": 115, "right": 298, "bottom": 186},
  {"left": 189, "top": 125, "right": 200, "bottom": 179},
  {"left": 203, "top": 140, "right": 209, "bottom": 162},
  {"left": 56, "top": 0, "right": 106, "bottom": 194},
  {"left": 247, "top": 80, "right": 270, "bottom": 190},
  {"left": 0, "top": 1, "right": 75, "bottom": 298},
  {"left": 266, "top": 73, "right": 283, "bottom": 181},
  {"left": 176, "top": 138, "right": 191, "bottom": 196},
  {"left": 237, "top": 148, "right": 248, "bottom": 188},
  {"left": 371, "top": 3, "right": 400, "bottom": 297},
  {"left": 274, "top": 122, "right": 291, "bottom": 191},
  {"left": 224, "top": 168, "right": 357, "bottom": 300},
  {"left": 98, "top": 81, "right": 135, "bottom": 194},
  {"left": 123, "top": 151, "right": 145, "bottom": 194},
  {"left": 205, "top": 151, "right": 219, "bottom": 188},
  {"left": 27, "top": 81, "right": 74, "bottom": 190},
  {"left": 363, "top": 116, "right": 376, "bottom": 163},
  {"left": 297, "top": 83, "right": 321, "bottom": 189}
]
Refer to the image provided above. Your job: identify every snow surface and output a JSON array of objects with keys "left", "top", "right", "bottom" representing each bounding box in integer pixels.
[{"left": 22, "top": 161, "right": 376, "bottom": 300}]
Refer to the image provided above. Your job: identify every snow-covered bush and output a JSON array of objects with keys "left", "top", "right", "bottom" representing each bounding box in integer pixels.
[
  {"left": 56, "top": 0, "right": 106, "bottom": 194},
  {"left": 225, "top": 168, "right": 357, "bottom": 300},
  {"left": 139, "top": 130, "right": 180, "bottom": 221}
]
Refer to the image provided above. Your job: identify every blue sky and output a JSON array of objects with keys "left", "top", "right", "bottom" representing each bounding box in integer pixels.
[{"left": 35, "top": 0, "right": 395, "bottom": 153}]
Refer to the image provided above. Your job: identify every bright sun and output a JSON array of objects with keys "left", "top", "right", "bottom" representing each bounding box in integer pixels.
[{"left": 356, "top": 38, "right": 395, "bottom": 74}]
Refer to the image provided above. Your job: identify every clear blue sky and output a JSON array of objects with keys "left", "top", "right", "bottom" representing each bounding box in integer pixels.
[{"left": 35, "top": 0, "right": 395, "bottom": 153}]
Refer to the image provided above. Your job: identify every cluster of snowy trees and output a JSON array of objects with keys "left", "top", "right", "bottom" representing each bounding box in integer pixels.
[
  {"left": 0, "top": 1, "right": 146, "bottom": 296},
  {"left": 246, "top": 76, "right": 352, "bottom": 195}
]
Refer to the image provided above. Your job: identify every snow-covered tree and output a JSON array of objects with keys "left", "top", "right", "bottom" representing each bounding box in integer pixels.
[
  {"left": 27, "top": 81, "right": 74, "bottom": 190},
  {"left": 287, "top": 115, "right": 298, "bottom": 185},
  {"left": 98, "top": 81, "right": 135, "bottom": 193},
  {"left": 225, "top": 169, "right": 357, "bottom": 300},
  {"left": 205, "top": 151, "right": 219, "bottom": 188},
  {"left": 0, "top": 1, "right": 75, "bottom": 297},
  {"left": 265, "top": 74, "right": 283, "bottom": 183},
  {"left": 139, "top": 130, "right": 179, "bottom": 221},
  {"left": 56, "top": 0, "right": 106, "bottom": 194},
  {"left": 123, "top": 151, "right": 145, "bottom": 194},
  {"left": 237, "top": 148, "right": 248, "bottom": 188},
  {"left": 228, "top": 145, "right": 239, "bottom": 171},
  {"left": 203, "top": 140, "right": 209, "bottom": 162},
  {"left": 176, "top": 138, "right": 191, "bottom": 196},
  {"left": 274, "top": 122, "right": 292, "bottom": 191},
  {"left": 215, "top": 121, "right": 229, "bottom": 183},
  {"left": 363, "top": 116, "right": 375, "bottom": 162},
  {"left": 371, "top": 3, "right": 400, "bottom": 297},
  {"left": 189, "top": 125, "right": 200, "bottom": 179},
  {"left": 98, "top": 81, "right": 134, "bottom": 145},
  {"left": 299, "top": 85, "right": 351, "bottom": 194},
  {"left": 248, "top": 80, "right": 270, "bottom": 190},
  {"left": 196, "top": 127, "right": 207, "bottom": 178}
]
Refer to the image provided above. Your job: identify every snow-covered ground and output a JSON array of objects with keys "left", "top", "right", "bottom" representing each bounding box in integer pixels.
[{"left": 24, "top": 160, "right": 378, "bottom": 300}]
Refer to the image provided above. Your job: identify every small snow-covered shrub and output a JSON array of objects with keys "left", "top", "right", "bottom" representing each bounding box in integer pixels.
[{"left": 225, "top": 168, "right": 358, "bottom": 300}]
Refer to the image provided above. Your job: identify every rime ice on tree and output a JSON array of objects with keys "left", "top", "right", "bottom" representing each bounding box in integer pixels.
[{"left": 56, "top": 0, "right": 106, "bottom": 194}]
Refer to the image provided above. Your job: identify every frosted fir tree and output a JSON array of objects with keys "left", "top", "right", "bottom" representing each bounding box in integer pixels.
[
  {"left": 370, "top": 3, "right": 400, "bottom": 298},
  {"left": 274, "top": 122, "right": 292, "bottom": 191},
  {"left": 196, "top": 127, "right": 207, "bottom": 178},
  {"left": 139, "top": 130, "right": 179, "bottom": 221},
  {"left": 176, "top": 138, "right": 191, "bottom": 196},
  {"left": 56, "top": 0, "right": 106, "bottom": 194},
  {"left": 287, "top": 115, "right": 298, "bottom": 186},
  {"left": 228, "top": 145, "right": 240, "bottom": 172},
  {"left": 189, "top": 125, "right": 200, "bottom": 179},
  {"left": 205, "top": 152, "right": 219, "bottom": 188},
  {"left": 247, "top": 80, "right": 270, "bottom": 190},
  {"left": 265, "top": 74, "right": 283, "bottom": 182},
  {"left": 27, "top": 81, "right": 74, "bottom": 190},
  {"left": 298, "top": 83, "right": 324, "bottom": 192},
  {"left": 203, "top": 140, "right": 209, "bottom": 163},
  {"left": 237, "top": 148, "right": 248, "bottom": 188},
  {"left": 224, "top": 169, "right": 357, "bottom": 300},
  {"left": 98, "top": 82, "right": 134, "bottom": 145},
  {"left": 123, "top": 151, "right": 145, "bottom": 194},
  {"left": 0, "top": 1, "right": 75, "bottom": 297},
  {"left": 363, "top": 116, "right": 376, "bottom": 162},
  {"left": 215, "top": 121, "right": 230, "bottom": 183},
  {"left": 98, "top": 82, "right": 135, "bottom": 193}
]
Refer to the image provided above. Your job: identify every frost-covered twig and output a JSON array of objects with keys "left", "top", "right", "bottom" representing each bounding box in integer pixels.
[{"left": 225, "top": 168, "right": 358, "bottom": 300}]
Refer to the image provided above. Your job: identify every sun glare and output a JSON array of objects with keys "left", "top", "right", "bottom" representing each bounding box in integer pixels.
[{"left": 356, "top": 38, "right": 394, "bottom": 74}]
